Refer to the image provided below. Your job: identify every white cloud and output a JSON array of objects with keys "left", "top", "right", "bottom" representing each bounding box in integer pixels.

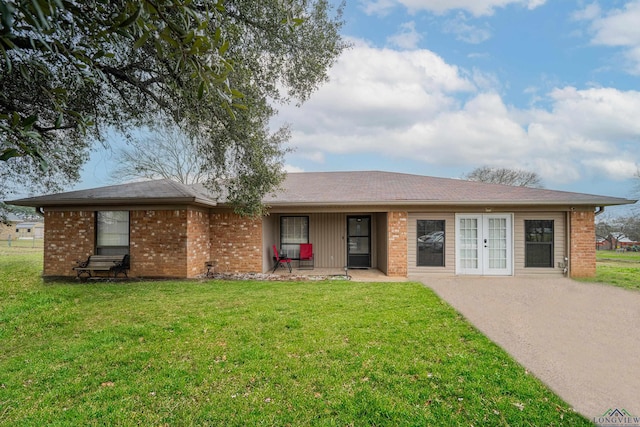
[
  {"left": 278, "top": 40, "right": 475, "bottom": 131},
  {"left": 443, "top": 13, "right": 492, "bottom": 43},
  {"left": 545, "top": 86, "right": 640, "bottom": 140},
  {"left": 277, "top": 43, "right": 640, "bottom": 185},
  {"left": 387, "top": 21, "right": 423, "bottom": 49},
  {"left": 580, "top": 1, "right": 640, "bottom": 73},
  {"left": 467, "top": 52, "right": 491, "bottom": 59},
  {"left": 469, "top": 68, "right": 502, "bottom": 91},
  {"left": 589, "top": 1, "right": 640, "bottom": 46},
  {"left": 571, "top": 2, "right": 601, "bottom": 21},
  {"left": 359, "top": 0, "right": 397, "bottom": 16},
  {"left": 581, "top": 159, "right": 639, "bottom": 180},
  {"left": 360, "top": 0, "right": 546, "bottom": 17}
]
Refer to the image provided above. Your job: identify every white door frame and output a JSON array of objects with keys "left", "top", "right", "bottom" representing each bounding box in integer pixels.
[{"left": 455, "top": 214, "right": 513, "bottom": 276}]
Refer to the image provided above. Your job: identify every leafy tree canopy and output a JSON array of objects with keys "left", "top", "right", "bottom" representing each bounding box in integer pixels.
[
  {"left": 0, "top": 0, "right": 346, "bottom": 215},
  {"left": 463, "top": 166, "right": 544, "bottom": 188},
  {"left": 0, "top": 201, "right": 41, "bottom": 223}
]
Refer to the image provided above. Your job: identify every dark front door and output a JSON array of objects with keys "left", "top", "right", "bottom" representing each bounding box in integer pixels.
[{"left": 347, "top": 216, "right": 371, "bottom": 268}]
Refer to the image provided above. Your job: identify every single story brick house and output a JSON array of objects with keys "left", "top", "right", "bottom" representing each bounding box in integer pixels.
[{"left": 8, "top": 171, "right": 635, "bottom": 279}]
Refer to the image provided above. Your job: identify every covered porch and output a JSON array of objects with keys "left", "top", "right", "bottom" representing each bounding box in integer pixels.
[{"left": 261, "top": 211, "right": 406, "bottom": 277}]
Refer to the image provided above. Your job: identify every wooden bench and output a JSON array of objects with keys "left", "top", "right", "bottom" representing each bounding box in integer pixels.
[{"left": 74, "top": 254, "right": 130, "bottom": 278}]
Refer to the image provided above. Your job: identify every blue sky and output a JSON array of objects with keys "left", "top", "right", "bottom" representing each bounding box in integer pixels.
[{"left": 79, "top": 0, "right": 639, "bottom": 215}]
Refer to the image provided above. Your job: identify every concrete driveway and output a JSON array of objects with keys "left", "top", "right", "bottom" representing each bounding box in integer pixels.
[{"left": 415, "top": 275, "right": 640, "bottom": 421}]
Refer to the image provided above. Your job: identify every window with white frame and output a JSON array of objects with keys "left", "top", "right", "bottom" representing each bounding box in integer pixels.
[
  {"left": 96, "top": 211, "right": 130, "bottom": 255},
  {"left": 280, "top": 216, "right": 309, "bottom": 259}
]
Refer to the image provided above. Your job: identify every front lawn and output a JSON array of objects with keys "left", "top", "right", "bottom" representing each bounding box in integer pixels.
[
  {"left": 0, "top": 253, "right": 588, "bottom": 426},
  {"left": 580, "top": 250, "right": 640, "bottom": 291}
]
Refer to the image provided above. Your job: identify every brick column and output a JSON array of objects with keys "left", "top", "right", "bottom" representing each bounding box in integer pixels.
[
  {"left": 387, "top": 211, "right": 408, "bottom": 277},
  {"left": 570, "top": 209, "right": 596, "bottom": 278}
]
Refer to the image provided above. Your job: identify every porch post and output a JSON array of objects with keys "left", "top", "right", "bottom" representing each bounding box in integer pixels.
[
  {"left": 387, "top": 211, "right": 408, "bottom": 277},
  {"left": 569, "top": 209, "right": 596, "bottom": 278}
]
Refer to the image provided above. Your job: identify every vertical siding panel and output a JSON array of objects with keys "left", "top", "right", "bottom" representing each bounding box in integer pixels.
[
  {"left": 407, "top": 213, "right": 455, "bottom": 276},
  {"left": 514, "top": 215, "right": 525, "bottom": 272},
  {"left": 376, "top": 212, "right": 388, "bottom": 274},
  {"left": 274, "top": 213, "right": 380, "bottom": 269},
  {"left": 513, "top": 212, "right": 566, "bottom": 276},
  {"left": 309, "top": 213, "right": 347, "bottom": 268},
  {"left": 262, "top": 215, "right": 278, "bottom": 272}
]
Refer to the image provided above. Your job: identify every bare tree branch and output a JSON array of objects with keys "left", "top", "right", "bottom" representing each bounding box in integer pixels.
[{"left": 463, "top": 166, "right": 544, "bottom": 188}]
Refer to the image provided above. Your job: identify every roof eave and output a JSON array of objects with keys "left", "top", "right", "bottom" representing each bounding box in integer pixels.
[
  {"left": 264, "top": 198, "right": 636, "bottom": 208},
  {"left": 7, "top": 197, "right": 218, "bottom": 208}
]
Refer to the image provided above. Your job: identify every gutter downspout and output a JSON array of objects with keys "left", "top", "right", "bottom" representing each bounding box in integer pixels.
[{"left": 594, "top": 205, "right": 605, "bottom": 261}]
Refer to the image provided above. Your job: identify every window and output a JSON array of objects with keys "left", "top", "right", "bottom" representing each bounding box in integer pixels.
[
  {"left": 280, "top": 216, "right": 309, "bottom": 259},
  {"left": 96, "top": 211, "right": 130, "bottom": 255},
  {"left": 525, "top": 220, "right": 553, "bottom": 267},
  {"left": 417, "top": 220, "right": 445, "bottom": 267}
]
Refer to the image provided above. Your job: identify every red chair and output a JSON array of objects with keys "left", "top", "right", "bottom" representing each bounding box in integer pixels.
[
  {"left": 299, "top": 243, "right": 314, "bottom": 270},
  {"left": 272, "top": 245, "right": 292, "bottom": 273}
]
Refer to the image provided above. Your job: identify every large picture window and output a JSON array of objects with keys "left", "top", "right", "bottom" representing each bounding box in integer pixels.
[
  {"left": 97, "top": 211, "right": 130, "bottom": 255},
  {"left": 280, "top": 216, "right": 309, "bottom": 259},
  {"left": 525, "top": 220, "right": 554, "bottom": 268},
  {"left": 417, "top": 220, "right": 445, "bottom": 267}
]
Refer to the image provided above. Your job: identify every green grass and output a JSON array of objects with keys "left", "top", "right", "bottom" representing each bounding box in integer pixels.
[
  {"left": 0, "top": 252, "right": 588, "bottom": 426},
  {"left": 0, "top": 238, "right": 43, "bottom": 255},
  {"left": 580, "top": 250, "right": 640, "bottom": 291},
  {"left": 596, "top": 249, "right": 640, "bottom": 262}
]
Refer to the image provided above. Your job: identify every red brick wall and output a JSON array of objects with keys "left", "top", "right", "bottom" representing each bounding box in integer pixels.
[
  {"left": 130, "top": 210, "right": 189, "bottom": 278},
  {"left": 570, "top": 209, "right": 596, "bottom": 278},
  {"left": 43, "top": 211, "right": 95, "bottom": 277},
  {"left": 186, "top": 209, "right": 211, "bottom": 277},
  {"left": 210, "top": 212, "right": 262, "bottom": 273},
  {"left": 41, "top": 208, "right": 262, "bottom": 279},
  {"left": 387, "top": 211, "right": 408, "bottom": 277}
]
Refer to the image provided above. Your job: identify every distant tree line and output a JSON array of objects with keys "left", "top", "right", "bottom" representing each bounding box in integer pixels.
[{"left": 596, "top": 215, "right": 640, "bottom": 247}]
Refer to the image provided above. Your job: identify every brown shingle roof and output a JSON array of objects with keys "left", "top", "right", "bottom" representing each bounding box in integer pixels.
[
  {"left": 7, "top": 171, "right": 636, "bottom": 208},
  {"left": 7, "top": 179, "right": 218, "bottom": 208},
  {"left": 267, "top": 171, "right": 635, "bottom": 207}
]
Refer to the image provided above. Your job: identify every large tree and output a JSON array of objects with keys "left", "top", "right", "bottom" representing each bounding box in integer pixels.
[
  {"left": 109, "top": 121, "right": 290, "bottom": 187},
  {"left": 111, "top": 124, "right": 212, "bottom": 185},
  {"left": 0, "top": 0, "right": 345, "bottom": 215},
  {"left": 463, "top": 166, "right": 544, "bottom": 188}
]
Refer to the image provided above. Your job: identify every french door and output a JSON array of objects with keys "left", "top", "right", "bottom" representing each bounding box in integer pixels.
[{"left": 455, "top": 214, "right": 513, "bottom": 275}]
